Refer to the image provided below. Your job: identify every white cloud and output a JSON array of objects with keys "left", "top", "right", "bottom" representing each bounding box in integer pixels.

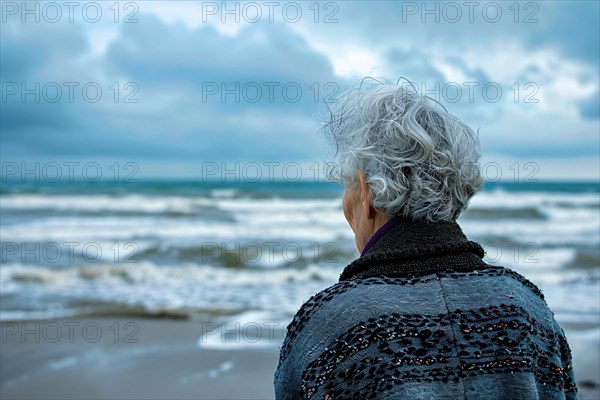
[
  {"left": 330, "top": 49, "right": 383, "bottom": 78},
  {"left": 139, "top": 1, "right": 245, "bottom": 35},
  {"left": 433, "top": 60, "right": 472, "bottom": 84},
  {"left": 86, "top": 26, "right": 120, "bottom": 57},
  {"left": 460, "top": 41, "right": 598, "bottom": 118}
]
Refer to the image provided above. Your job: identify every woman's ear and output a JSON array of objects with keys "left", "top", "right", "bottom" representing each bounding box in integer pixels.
[{"left": 358, "top": 171, "right": 373, "bottom": 220}]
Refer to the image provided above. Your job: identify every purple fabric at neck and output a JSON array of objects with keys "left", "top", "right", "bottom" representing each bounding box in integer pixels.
[{"left": 360, "top": 216, "right": 402, "bottom": 257}]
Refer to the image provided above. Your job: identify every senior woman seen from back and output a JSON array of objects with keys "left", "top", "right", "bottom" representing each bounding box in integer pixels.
[{"left": 274, "top": 82, "right": 578, "bottom": 399}]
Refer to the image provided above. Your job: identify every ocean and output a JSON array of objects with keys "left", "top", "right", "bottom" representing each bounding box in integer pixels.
[{"left": 1, "top": 179, "right": 599, "bottom": 345}]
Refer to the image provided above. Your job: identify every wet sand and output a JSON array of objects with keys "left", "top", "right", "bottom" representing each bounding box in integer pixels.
[
  {"left": 1, "top": 316, "right": 281, "bottom": 399},
  {"left": 1, "top": 317, "right": 598, "bottom": 399}
]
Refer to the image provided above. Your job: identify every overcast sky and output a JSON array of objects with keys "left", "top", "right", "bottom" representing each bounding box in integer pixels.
[{"left": 1, "top": 1, "right": 598, "bottom": 180}]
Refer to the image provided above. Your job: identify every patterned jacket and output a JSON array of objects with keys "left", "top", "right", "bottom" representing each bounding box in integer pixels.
[{"left": 274, "top": 217, "right": 577, "bottom": 399}]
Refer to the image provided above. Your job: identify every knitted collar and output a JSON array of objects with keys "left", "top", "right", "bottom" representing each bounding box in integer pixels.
[
  {"left": 360, "top": 215, "right": 404, "bottom": 257},
  {"left": 339, "top": 217, "right": 487, "bottom": 281}
]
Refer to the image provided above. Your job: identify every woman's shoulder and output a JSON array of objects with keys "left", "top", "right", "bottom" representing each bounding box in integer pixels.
[
  {"left": 278, "top": 265, "right": 553, "bottom": 365},
  {"left": 295, "top": 265, "right": 549, "bottom": 324}
]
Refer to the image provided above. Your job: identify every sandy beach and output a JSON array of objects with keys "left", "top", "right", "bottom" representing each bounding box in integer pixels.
[
  {"left": 1, "top": 316, "right": 281, "bottom": 400},
  {"left": 1, "top": 316, "right": 598, "bottom": 400}
]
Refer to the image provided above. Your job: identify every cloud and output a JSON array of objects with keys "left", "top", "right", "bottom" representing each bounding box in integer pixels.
[
  {"left": 106, "top": 14, "right": 336, "bottom": 88},
  {"left": 1, "top": 1, "right": 598, "bottom": 179},
  {"left": 580, "top": 95, "right": 600, "bottom": 120},
  {"left": 0, "top": 20, "right": 88, "bottom": 79},
  {"left": 1, "top": 13, "right": 340, "bottom": 162},
  {"left": 524, "top": 1, "right": 599, "bottom": 66}
]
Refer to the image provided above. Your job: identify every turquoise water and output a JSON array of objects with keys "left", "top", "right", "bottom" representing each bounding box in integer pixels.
[{"left": 2, "top": 179, "right": 598, "bottom": 196}]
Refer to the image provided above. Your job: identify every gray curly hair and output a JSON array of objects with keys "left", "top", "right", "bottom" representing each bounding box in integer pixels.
[{"left": 323, "top": 80, "right": 484, "bottom": 222}]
